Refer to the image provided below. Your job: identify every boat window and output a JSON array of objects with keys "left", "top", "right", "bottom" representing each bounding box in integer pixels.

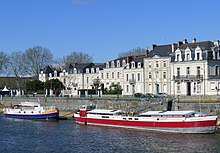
[
  {"left": 140, "top": 115, "right": 151, "bottom": 117},
  {"left": 123, "top": 118, "right": 126, "bottom": 120},
  {"left": 102, "top": 116, "right": 109, "bottom": 118},
  {"left": 128, "top": 118, "right": 132, "bottom": 120},
  {"left": 134, "top": 118, "right": 138, "bottom": 120}
]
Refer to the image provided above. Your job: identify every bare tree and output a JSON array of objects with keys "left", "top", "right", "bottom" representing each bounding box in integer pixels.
[
  {"left": 7, "top": 51, "right": 24, "bottom": 77},
  {"left": 62, "top": 51, "right": 93, "bottom": 65},
  {"left": 0, "top": 51, "right": 8, "bottom": 75},
  {"left": 118, "top": 47, "right": 146, "bottom": 58},
  {"left": 22, "top": 46, "right": 53, "bottom": 77}
]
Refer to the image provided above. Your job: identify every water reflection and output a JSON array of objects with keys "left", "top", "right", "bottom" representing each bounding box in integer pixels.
[{"left": 1, "top": 114, "right": 220, "bottom": 153}]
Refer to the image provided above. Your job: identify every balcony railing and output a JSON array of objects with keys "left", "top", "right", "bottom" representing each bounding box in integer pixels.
[
  {"left": 173, "top": 75, "right": 203, "bottom": 82},
  {"left": 129, "top": 79, "right": 136, "bottom": 84}
]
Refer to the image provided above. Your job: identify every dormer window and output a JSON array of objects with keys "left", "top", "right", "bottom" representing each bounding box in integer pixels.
[
  {"left": 91, "top": 68, "right": 94, "bottom": 73},
  {"left": 86, "top": 68, "right": 89, "bottom": 73},
  {"left": 184, "top": 47, "right": 192, "bottom": 61},
  {"left": 117, "top": 60, "right": 120, "bottom": 67},
  {"left": 126, "top": 63, "right": 130, "bottom": 69},
  {"left": 96, "top": 67, "right": 99, "bottom": 73},
  {"left": 54, "top": 70, "right": 57, "bottom": 77},
  {"left": 175, "top": 48, "right": 182, "bottom": 62},
  {"left": 131, "top": 62, "right": 135, "bottom": 68},
  {"left": 122, "top": 60, "right": 126, "bottom": 67},
  {"left": 111, "top": 61, "right": 115, "bottom": 68},
  {"left": 195, "top": 46, "right": 202, "bottom": 60},
  {"left": 106, "top": 62, "right": 109, "bottom": 68},
  {"left": 73, "top": 68, "right": 77, "bottom": 74},
  {"left": 137, "top": 62, "right": 141, "bottom": 68}
]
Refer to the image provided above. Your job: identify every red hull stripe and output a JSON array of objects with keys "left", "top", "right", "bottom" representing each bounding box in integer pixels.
[{"left": 74, "top": 117, "right": 216, "bottom": 128}]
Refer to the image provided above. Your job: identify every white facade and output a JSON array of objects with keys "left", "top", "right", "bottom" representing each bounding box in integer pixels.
[
  {"left": 39, "top": 39, "right": 220, "bottom": 96},
  {"left": 144, "top": 56, "right": 171, "bottom": 95}
]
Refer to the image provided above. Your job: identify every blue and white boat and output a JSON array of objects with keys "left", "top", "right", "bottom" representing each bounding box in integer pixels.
[{"left": 3, "top": 101, "right": 59, "bottom": 119}]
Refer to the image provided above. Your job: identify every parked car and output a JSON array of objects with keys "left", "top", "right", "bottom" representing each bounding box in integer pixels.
[
  {"left": 133, "top": 93, "right": 146, "bottom": 98},
  {"left": 155, "top": 93, "right": 169, "bottom": 98},
  {"left": 145, "top": 93, "right": 157, "bottom": 98}
]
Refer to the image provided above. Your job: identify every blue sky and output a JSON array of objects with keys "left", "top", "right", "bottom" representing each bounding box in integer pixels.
[{"left": 0, "top": 0, "right": 220, "bottom": 63}]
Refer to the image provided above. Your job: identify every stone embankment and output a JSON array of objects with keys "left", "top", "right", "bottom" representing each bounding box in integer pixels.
[{"left": 1, "top": 95, "right": 220, "bottom": 119}]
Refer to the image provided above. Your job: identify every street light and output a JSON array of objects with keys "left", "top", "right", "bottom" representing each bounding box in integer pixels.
[{"left": 201, "top": 67, "right": 205, "bottom": 96}]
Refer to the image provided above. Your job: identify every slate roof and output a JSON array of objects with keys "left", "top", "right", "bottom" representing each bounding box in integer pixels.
[
  {"left": 147, "top": 44, "right": 175, "bottom": 58},
  {"left": 179, "top": 41, "right": 214, "bottom": 50}
]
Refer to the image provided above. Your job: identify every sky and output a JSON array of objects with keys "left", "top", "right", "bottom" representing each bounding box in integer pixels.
[{"left": 0, "top": 0, "right": 220, "bottom": 63}]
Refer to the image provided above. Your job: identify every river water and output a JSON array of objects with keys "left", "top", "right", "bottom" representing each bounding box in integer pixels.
[{"left": 1, "top": 114, "right": 220, "bottom": 153}]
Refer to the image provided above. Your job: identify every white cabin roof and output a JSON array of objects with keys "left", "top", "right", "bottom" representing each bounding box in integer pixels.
[
  {"left": 87, "top": 109, "right": 122, "bottom": 115},
  {"left": 140, "top": 110, "right": 198, "bottom": 116},
  {"left": 20, "top": 102, "right": 38, "bottom": 107}
]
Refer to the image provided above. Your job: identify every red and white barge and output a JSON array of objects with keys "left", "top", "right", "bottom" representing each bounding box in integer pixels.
[{"left": 74, "top": 105, "right": 218, "bottom": 133}]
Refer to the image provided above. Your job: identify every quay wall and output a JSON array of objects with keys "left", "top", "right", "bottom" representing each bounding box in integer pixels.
[{"left": 1, "top": 95, "right": 220, "bottom": 116}]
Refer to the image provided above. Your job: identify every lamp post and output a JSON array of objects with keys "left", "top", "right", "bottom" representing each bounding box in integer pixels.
[{"left": 201, "top": 67, "right": 205, "bottom": 96}]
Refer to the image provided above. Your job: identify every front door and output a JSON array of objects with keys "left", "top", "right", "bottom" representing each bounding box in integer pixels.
[{"left": 187, "top": 82, "right": 191, "bottom": 96}]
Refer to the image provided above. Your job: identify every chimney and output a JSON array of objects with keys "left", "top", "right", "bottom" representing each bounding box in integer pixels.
[
  {"left": 214, "top": 40, "right": 220, "bottom": 47},
  {"left": 171, "top": 43, "right": 176, "bottom": 52},
  {"left": 182, "top": 39, "right": 188, "bottom": 44},
  {"left": 145, "top": 47, "right": 149, "bottom": 56},
  {"left": 152, "top": 44, "right": 157, "bottom": 50},
  {"left": 192, "top": 38, "right": 196, "bottom": 43},
  {"left": 178, "top": 41, "right": 183, "bottom": 47}
]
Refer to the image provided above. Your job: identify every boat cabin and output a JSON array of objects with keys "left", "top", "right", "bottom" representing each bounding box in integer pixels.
[
  {"left": 139, "top": 110, "right": 202, "bottom": 118},
  {"left": 87, "top": 109, "right": 123, "bottom": 116}
]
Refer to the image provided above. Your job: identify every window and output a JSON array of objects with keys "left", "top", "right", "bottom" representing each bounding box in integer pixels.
[
  {"left": 177, "top": 83, "right": 180, "bottom": 92},
  {"left": 193, "top": 83, "right": 196, "bottom": 93},
  {"left": 155, "top": 71, "right": 159, "bottom": 79},
  {"left": 197, "top": 53, "right": 200, "bottom": 60},
  {"left": 186, "top": 67, "right": 190, "bottom": 75},
  {"left": 215, "top": 52, "right": 218, "bottom": 60},
  {"left": 131, "top": 62, "right": 135, "bottom": 68},
  {"left": 163, "top": 72, "right": 166, "bottom": 79},
  {"left": 137, "top": 73, "right": 140, "bottom": 81},
  {"left": 96, "top": 68, "right": 99, "bottom": 73},
  {"left": 91, "top": 68, "right": 94, "bottom": 73},
  {"left": 137, "top": 62, "right": 141, "bottom": 68},
  {"left": 177, "top": 68, "right": 180, "bottom": 77},
  {"left": 111, "top": 61, "right": 115, "bottom": 68},
  {"left": 117, "top": 60, "right": 120, "bottom": 67},
  {"left": 197, "top": 82, "right": 201, "bottom": 93},
  {"left": 86, "top": 77, "right": 89, "bottom": 83},
  {"left": 101, "top": 73, "right": 104, "bottom": 79},
  {"left": 177, "top": 54, "right": 180, "bottom": 62},
  {"left": 106, "top": 73, "right": 109, "bottom": 79},
  {"left": 112, "top": 72, "right": 114, "bottom": 78},
  {"left": 126, "top": 74, "right": 129, "bottom": 81},
  {"left": 132, "top": 74, "right": 134, "bottom": 80},
  {"left": 117, "top": 72, "right": 120, "bottom": 78},
  {"left": 149, "top": 62, "right": 151, "bottom": 68},
  {"left": 86, "top": 68, "right": 89, "bottom": 73},
  {"left": 126, "top": 85, "right": 129, "bottom": 92},
  {"left": 216, "top": 66, "right": 219, "bottom": 75},
  {"left": 122, "top": 60, "right": 126, "bottom": 67},
  {"left": 149, "top": 72, "right": 152, "bottom": 79},
  {"left": 163, "top": 61, "right": 166, "bottom": 67},
  {"left": 186, "top": 54, "right": 190, "bottom": 61},
  {"left": 149, "top": 84, "right": 152, "bottom": 92},
  {"left": 197, "top": 67, "right": 201, "bottom": 76},
  {"left": 106, "top": 62, "right": 109, "bottom": 68},
  {"left": 156, "top": 61, "right": 159, "bottom": 68},
  {"left": 211, "top": 82, "right": 215, "bottom": 91}
]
